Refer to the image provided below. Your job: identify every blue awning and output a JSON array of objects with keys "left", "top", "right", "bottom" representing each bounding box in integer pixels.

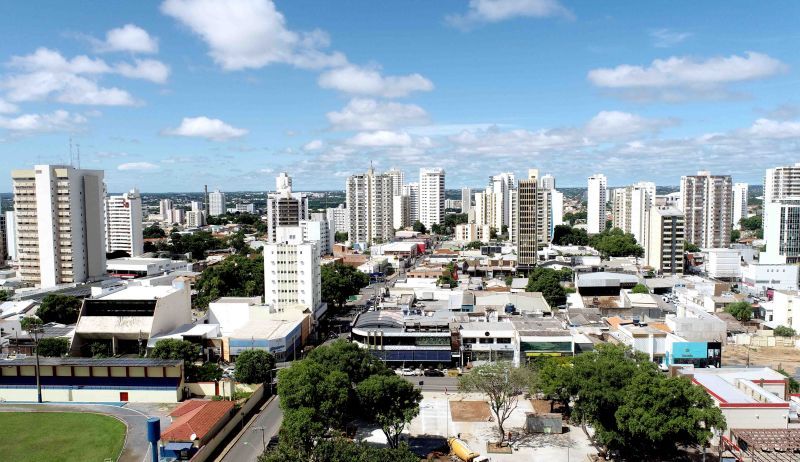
[{"left": 164, "top": 442, "right": 194, "bottom": 451}]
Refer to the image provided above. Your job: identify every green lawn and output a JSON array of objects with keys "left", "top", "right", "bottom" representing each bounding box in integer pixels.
[{"left": 0, "top": 412, "right": 126, "bottom": 462}]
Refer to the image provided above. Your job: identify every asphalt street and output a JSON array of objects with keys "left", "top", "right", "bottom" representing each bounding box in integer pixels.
[{"left": 219, "top": 396, "right": 282, "bottom": 462}]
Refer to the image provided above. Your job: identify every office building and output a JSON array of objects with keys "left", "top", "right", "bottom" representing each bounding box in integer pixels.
[
  {"left": 266, "top": 173, "right": 309, "bottom": 243},
  {"left": 512, "top": 169, "right": 550, "bottom": 271},
  {"left": 105, "top": 189, "right": 144, "bottom": 257},
  {"left": 403, "top": 182, "right": 420, "bottom": 224},
  {"left": 419, "top": 168, "right": 445, "bottom": 230},
  {"left": 732, "top": 183, "right": 748, "bottom": 230},
  {"left": 611, "top": 181, "right": 656, "bottom": 245},
  {"left": 680, "top": 171, "right": 732, "bottom": 249},
  {"left": 385, "top": 168, "right": 405, "bottom": 196},
  {"left": 461, "top": 187, "right": 473, "bottom": 213},
  {"left": 763, "top": 164, "right": 800, "bottom": 264},
  {"left": 587, "top": 174, "right": 608, "bottom": 234},
  {"left": 208, "top": 190, "right": 226, "bottom": 217},
  {"left": 11, "top": 165, "right": 106, "bottom": 288},
  {"left": 347, "top": 167, "right": 394, "bottom": 246},
  {"left": 159, "top": 199, "right": 173, "bottom": 221},
  {"left": 264, "top": 228, "right": 324, "bottom": 319},
  {"left": 646, "top": 207, "right": 685, "bottom": 275}
]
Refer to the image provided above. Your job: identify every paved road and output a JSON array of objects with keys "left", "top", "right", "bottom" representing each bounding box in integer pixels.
[
  {"left": 220, "top": 396, "right": 282, "bottom": 462},
  {"left": 402, "top": 376, "right": 460, "bottom": 392},
  {"left": 0, "top": 402, "right": 171, "bottom": 462}
]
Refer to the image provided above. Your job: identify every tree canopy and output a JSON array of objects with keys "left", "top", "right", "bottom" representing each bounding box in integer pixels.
[
  {"left": 143, "top": 224, "right": 166, "bottom": 239},
  {"left": 412, "top": 221, "right": 427, "bottom": 233},
  {"left": 356, "top": 375, "right": 422, "bottom": 448},
  {"left": 684, "top": 242, "right": 701, "bottom": 252},
  {"left": 464, "top": 240, "right": 483, "bottom": 250},
  {"left": 161, "top": 231, "right": 224, "bottom": 260},
  {"left": 36, "top": 294, "right": 82, "bottom": 325},
  {"left": 259, "top": 438, "right": 419, "bottom": 462},
  {"left": 552, "top": 224, "right": 589, "bottom": 246},
  {"left": 725, "top": 301, "right": 753, "bottom": 322},
  {"left": 194, "top": 254, "right": 264, "bottom": 308},
  {"left": 334, "top": 231, "right": 348, "bottom": 243},
  {"left": 631, "top": 284, "right": 649, "bottom": 294},
  {"left": 321, "top": 262, "right": 370, "bottom": 310},
  {"left": 774, "top": 325, "right": 797, "bottom": 337},
  {"left": 0, "top": 290, "right": 10, "bottom": 302},
  {"left": 589, "top": 228, "right": 644, "bottom": 258},
  {"left": 563, "top": 211, "right": 587, "bottom": 226},
  {"left": 150, "top": 339, "right": 200, "bottom": 362},
  {"left": 526, "top": 267, "right": 567, "bottom": 308},
  {"left": 235, "top": 349, "right": 276, "bottom": 384},
  {"left": 37, "top": 337, "right": 69, "bottom": 357}
]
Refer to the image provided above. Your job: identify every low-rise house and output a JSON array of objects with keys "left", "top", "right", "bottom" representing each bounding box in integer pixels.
[
  {"left": 160, "top": 399, "right": 235, "bottom": 460},
  {"left": 575, "top": 272, "right": 639, "bottom": 296}
]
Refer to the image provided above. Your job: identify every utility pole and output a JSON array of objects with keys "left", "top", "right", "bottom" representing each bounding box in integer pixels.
[{"left": 27, "top": 321, "right": 44, "bottom": 403}]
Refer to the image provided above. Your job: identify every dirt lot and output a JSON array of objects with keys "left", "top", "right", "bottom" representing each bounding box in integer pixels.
[
  {"left": 531, "top": 399, "right": 567, "bottom": 415},
  {"left": 723, "top": 344, "right": 800, "bottom": 374},
  {"left": 449, "top": 400, "right": 492, "bottom": 422}
]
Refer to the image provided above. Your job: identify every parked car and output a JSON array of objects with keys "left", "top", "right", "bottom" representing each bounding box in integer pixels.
[
  {"left": 400, "top": 368, "right": 418, "bottom": 376},
  {"left": 424, "top": 369, "right": 445, "bottom": 377}
]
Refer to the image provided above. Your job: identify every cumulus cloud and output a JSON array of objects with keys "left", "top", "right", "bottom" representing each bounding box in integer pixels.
[
  {"left": 584, "top": 111, "right": 677, "bottom": 138},
  {"left": 649, "top": 29, "right": 692, "bottom": 48},
  {"left": 327, "top": 98, "right": 429, "bottom": 131},
  {"left": 117, "top": 162, "right": 160, "bottom": 171},
  {"left": 3, "top": 48, "right": 169, "bottom": 106},
  {"left": 94, "top": 24, "right": 159, "bottom": 54},
  {"left": 163, "top": 116, "right": 248, "bottom": 140},
  {"left": 447, "top": 0, "right": 573, "bottom": 28},
  {"left": 745, "top": 118, "right": 800, "bottom": 139},
  {"left": 318, "top": 65, "right": 433, "bottom": 98},
  {"left": 0, "top": 98, "right": 18, "bottom": 114},
  {"left": 587, "top": 52, "right": 787, "bottom": 101},
  {"left": 0, "top": 109, "right": 86, "bottom": 133},
  {"left": 346, "top": 130, "right": 414, "bottom": 147},
  {"left": 303, "top": 139, "right": 323, "bottom": 151},
  {"left": 161, "top": 0, "right": 346, "bottom": 71}
]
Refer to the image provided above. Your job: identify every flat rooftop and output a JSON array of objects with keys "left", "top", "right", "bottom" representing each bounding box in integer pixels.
[{"left": 97, "top": 285, "right": 179, "bottom": 301}]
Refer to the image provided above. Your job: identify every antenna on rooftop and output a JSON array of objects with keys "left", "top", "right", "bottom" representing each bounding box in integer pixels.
[
  {"left": 75, "top": 143, "right": 81, "bottom": 169},
  {"left": 69, "top": 137, "right": 74, "bottom": 167}
]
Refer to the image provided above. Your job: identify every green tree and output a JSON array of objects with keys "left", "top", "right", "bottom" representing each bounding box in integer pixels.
[
  {"left": 0, "top": 290, "right": 11, "bottom": 302},
  {"left": 259, "top": 438, "right": 419, "bottom": 462},
  {"left": 459, "top": 362, "right": 536, "bottom": 444},
  {"left": 235, "top": 350, "right": 276, "bottom": 384},
  {"left": 36, "top": 294, "right": 82, "bottom": 325},
  {"left": 89, "top": 341, "right": 111, "bottom": 358},
  {"left": 412, "top": 221, "right": 427, "bottom": 233},
  {"left": 228, "top": 231, "right": 247, "bottom": 255},
  {"left": 443, "top": 213, "right": 468, "bottom": 229},
  {"left": 180, "top": 231, "right": 225, "bottom": 259},
  {"left": 195, "top": 254, "right": 264, "bottom": 308},
  {"left": 464, "top": 240, "right": 483, "bottom": 250},
  {"left": 490, "top": 227, "right": 498, "bottom": 240},
  {"left": 36, "top": 337, "right": 69, "bottom": 357},
  {"left": 684, "top": 242, "right": 701, "bottom": 252},
  {"left": 631, "top": 284, "right": 649, "bottom": 294},
  {"left": 615, "top": 374, "right": 726, "bottom": 460},
  {"left": 774, "top": 325, "right": 796, "bottom": 337},
  {"left": 740, "top": 215, "right": 762, "bottom": 231},
  {"left": 730, "top": 229, "right": 741, "bottom": 242},
  {"left": 589, "top": 228, "right": 644, "bottom": 258},
  {"left": 187, "top": 362, "right": 223, "bottom": 382},
  {"left": 142, "top": 224, "right": 166, "bottom": 239},
  {"left": 305, "top": 340, "right": 391, "bottom": 384},
  {"left": 563, "top": 211, "right": 587, "bottom": 226},
  {"left": 526, "top": 267, "right": 567, "bottom": 308},
  {"left": 334, "top": 231, "right": 348, "bottom": 243},
  {"left": 321, "top": 262, "right": 370, "bottom": 310},
  {"left": 356, "top": 375, "right": 422, "bottom": 448},
  {"left": 725, "top": 301, "right": 753, "bottom": 322},
  {"left": 777, "top": 368, "right": 800, "bottom": 393},
  {"left": 535, "top": 356, "right": 575, "bottom": 412},
  {"left": 150, "top": 339, "right": 200, "bottom": 362},
  {"left": 552, "top": 225, "right": 589, "bottom": 246}
]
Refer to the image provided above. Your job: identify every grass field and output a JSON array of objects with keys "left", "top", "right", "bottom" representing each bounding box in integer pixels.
[{"left": 0, "top": 412, "right": 126, "bottom": 462}]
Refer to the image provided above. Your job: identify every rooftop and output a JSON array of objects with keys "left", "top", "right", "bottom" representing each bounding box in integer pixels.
[
  {"left": 0, "top": 357, "right": 182, "bottom": 367},
  {"left": 96, "top": 285, "right": 179, "bottom": 301},
  {"left": 162, "top": 399, "right": 235, "bottom": 442}
]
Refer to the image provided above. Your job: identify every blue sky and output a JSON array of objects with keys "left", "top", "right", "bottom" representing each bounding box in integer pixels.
[{"left": 0, "top": 0, "right": 798, "bottom": 192}]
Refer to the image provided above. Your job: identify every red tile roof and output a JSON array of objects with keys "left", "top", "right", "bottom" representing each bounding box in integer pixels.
[{"left": 161, "top": 399, "right": 234, "bottom": 442}]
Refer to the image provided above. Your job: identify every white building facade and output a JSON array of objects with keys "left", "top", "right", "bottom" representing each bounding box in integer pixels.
[
  {"left": 208, "top": 190, "right": 226, "bottom": 217},
  {"left": 105, "top": 189, "right": 143, "bottom": 257},
  {"left": 587, "top": 173, "right": 607, "bottom": 234},
  {"left": 419, "top": 168, "right": 445, "bottom": 230}
]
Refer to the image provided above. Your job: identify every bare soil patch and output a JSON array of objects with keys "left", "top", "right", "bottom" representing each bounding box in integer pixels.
[
  {"left": 723, "top": 344, "right": 800, "bottom": 373},
  {"left": 449, "top": 400, "right": 492, "bottom": 422}
]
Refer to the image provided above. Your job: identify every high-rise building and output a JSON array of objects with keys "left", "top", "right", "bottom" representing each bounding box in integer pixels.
[
  {"left": 266, "top": 173, "right": 309, "bottom": 243},
  {"left": 347, "top": 166, "right": 394, "bottom": 246},
  {"left": 105, "top": 189, "right": 144, "bottom": 257},
  {"left": 454, "top": 223, "right": 491, "bottom": 243},
  {"left": 190, "top": 201, "right": 203, "bottom": 213},
  {"left": 763, "top": 163, "right": 800, "bottom": 263},
  {"left": 186, "top": 210, "right": 206, "bottom": 228},
  {"left": 646, "top": 207, "right": 685, "bottom": 275},
  {"left": 474, "top": 190, "right": 495, "bottom": 229},
  {"left": 385, "top": 168, "right": 405, "bottom": 196},
  {"left": 303, "top": 213, "right": 333, "bottom": 256},
  {"left": 325, "top": 204, "right": 349, "bottom": 235},
  {"left": 587, "top": 174, "right": 608, "bottom": 234},
  {"left": 159, "top": 199, "right": 173, "bottom": 221},
  {"left": 264, "top": 228, "right": 323, "bottom": 318},
  {"left": 12, "top": 165, "right": 106, "bottom": 288},
  {"left": 732, "top": 183, "right": 748, "bottom": 230},
  {"left": 392, "top": 194, "right": 409, "bottom": 230},
  {"left": 549, "top": 189, "right": 564, "bottom": 236},
  {"left": 680, "top": 171, "right": 732, "bottom": 249},
  {"left": 208, "top": 190, "right": 226, "bottom": 217},
  {"left": 403, "top": 182, "right": 420, "bottom": 224},
  {"left": 611, "top": 181, "right": 656, "bottom": 245},
  {"left": 419, "top": 168, "right": 445, "bottom": 230},
  {"left": 489, "top": 172, "right": 515, "bottom": 231},
  {"left": 540, "top": 174, "right": 556, "bottom": 191},
  {"left": 511, "top": 169, "right": 551, "bottom": 271},
  {"left": 461, "top": 187, "right": 473, "bottom": 213},
  {"left": 171, "top": 208, "right": 185, "bottom": 225},
  {"left": 5, "top": 211, "right": 17, "bottom": 261},
  {"left": 0, "top": 208, "right": 6, "bottom": 263}
]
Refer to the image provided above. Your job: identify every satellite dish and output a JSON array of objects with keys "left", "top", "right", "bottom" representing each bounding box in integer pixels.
[{"left": 190, "top": 433, "right": 197, "bottom": 441}]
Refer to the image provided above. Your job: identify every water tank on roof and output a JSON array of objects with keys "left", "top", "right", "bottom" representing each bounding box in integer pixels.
[{"left": 504, "top": 303, "right": 515, "bottom": 314}]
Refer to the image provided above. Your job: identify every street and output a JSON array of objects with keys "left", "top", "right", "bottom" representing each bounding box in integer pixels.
[
  {"left": 402, "top": 375, "right": 460, "bottom": 392},
  {"left": 219, "top": 396, "right": 282, "bottom": 462}
]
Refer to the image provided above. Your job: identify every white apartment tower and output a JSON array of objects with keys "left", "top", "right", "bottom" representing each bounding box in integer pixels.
[
  {"left": 461, "top": 187, "right": 473, "bottom": 213},
  {"left": 680, "top": 171, "right": 732, "bottom": 249},
  {"left": 403, "top": 182, "right": 420, "bottom": 224},
  {"left": 611, "top": 181, "right": 656, "bottom": 245},
  {"left": 12, "top": 165, "right": 106, "bottom": 288},
  {"left": 763, "top": 164, "right": 800, "bottom": 263},
  {"left": 392, "top": 194, "right": 410, "bottom": 230},
  {"left": 105, "top": 189, "right": 143, "bottom": 257},
  {"left": 385, "top": 168, "right": 405, "bottom": 196},
  {"left": 263, "top": 229, "right": 323, "bottom": 318},
  {"left": 266, "top": 173, "right": 309, "bottom": 243},
  {"left": 346, "top": 166, "right": 394, "bottom": 246},
  {"left": 419, "top": 168, "right": 445, "bottom": 230},
  {"left": 587, "top": 174, "right": 608, "bottom": 234},
  {"left": 540, "top": 174, "right": 556, "bottom": 191},
  {"left": 159, "top": 199, "right": 173, "bottom": 221},
  {"left": 325, "top": 204, "right": 349, "bottom": 235},
  {"left": 489, "top": 172, "right": 515, "bottom": 231},
  {"left": 208, "top": 190, "right": 226, "bottom": 217},
  {"left": 646, "top": 207, "right": 685, "bottom": 275},
  {"left": 732, "top": 183, "right": 748, "bottom": 230}
]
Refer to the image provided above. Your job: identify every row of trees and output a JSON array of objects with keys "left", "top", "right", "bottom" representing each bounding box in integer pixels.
[
  {"left": 552, "top": 225, "right": 644, "bottom": 258},
  {"left": 194, "top": 254, "right": 265, "bottom": 308},
  {"left": 321, "top": 262, "right": 371, "bottom": 310},
  {"left": 260, "top": 341, "right": 421, "bottom": 461}
]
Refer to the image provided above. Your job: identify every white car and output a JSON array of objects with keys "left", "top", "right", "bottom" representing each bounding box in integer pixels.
[{"left": 400, "top": 368, "right": 417, "bottom": 376}]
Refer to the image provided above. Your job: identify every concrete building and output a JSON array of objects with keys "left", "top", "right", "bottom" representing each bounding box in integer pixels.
[
  {"left": 705, "top": 248, "right": 742, "bottom": 280},
  {"left": 645, "top": 207, "right": 685, "bottom": 275},
  {"left": 392, "top": 193, "right": 409, "bottom": 230},
  {"left": 540, "top": 174, "right": 555, "bottom": 191},
  {"left": 403, "top": 182, "right": 420, "bottom": 224},
  {"left": 763, "top": 163, "right": 800, "bottom": 264},
  {"left": 105, "top": 189, "right": 143, "bottom": 257},
  {"left": 185, "top": 210, "right": 206, "bottom": 228},
  {"left": 489, "top": 172, "right": 515, "bottom": 230},
  {"left": 299, "top": 217, "right": 332, "bottom": 257},
  {"left": 732, "top": 182, "right": 748, "bottom": 230},
  {"left": 512, "top": 169, "right": 550, "bottom": 272},
  {"left": 234, "top": 203, "right": 255, "bottom": 214},
  {"left": 266, "top": 173, "right": 309, "bottom": 243},
  {"left": 0, "top": 210, "right": 6, "bottom": 263},
  {"left": 612, "top": 181, "right": 655, "bottom": 245},
  {"left": 4, "top": 211, "right": 16, "bottom": 261},
  {"left": 680, "top": 171, "right": 732, "bottom": 249},
  {"left": 347, "top": 166, "right": 394, "bottom": 246},
  {"left": 461, "top": 187, "right": 472, "bottom": 213},
  {"left": 170, "top": 208, "right": 185, "bottom": 225},
  {"left": 473, "top": 190, "right": 495, "bottom": 230},
  {"left": 454, "top": 223, "right": 491, "bottom": 244},
  {"left": 106, "top": 257, "right": 192, "bottom": 279},
  {"left": 159, "top": 199, "right": 173, "bottom": 221},
  {"left": 208, "top": 190, "right": 226, "bottom": 217},
  {"left": 385, "top": 168, "right": 404, "bottom": 196},
  {"left": 587, "top": 173, "right": 607, "bottom": 234},
  {"left": 325, "top": 204, "right": 349, "bottom": 235},
  {"left": 264, "top": 229, "right": 325, "bottom": 319},
  {"left": 761, "top": 290, "right": 800, "bottom": 329},
  {"left": 549, "top": 189, "right": 564, "bottom": 235},
  {"left": 419, "top": 168, "right": 445, "bottom": 230},
  {"left": 740, "top": 262, "right": 799, "bottom": 296},
  {"left": 12, "top": 165, "right": 106, "bottom": 288}
]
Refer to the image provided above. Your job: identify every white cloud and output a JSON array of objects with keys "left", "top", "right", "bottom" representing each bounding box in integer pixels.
[
  {"left": 327, "top": 98, "right": 429, "bottom": 131},
  {"left": 346, "top": 130, "right": 414, "bottom": 147},
  {"left": 746, "top": 118, "right": 800, "bottom": 139},
  {"left": 0, "top": 98, "right": 18, "bottom": 114},
  {"left": 303, "top": 139, "right": 324, "bottom": 151},
  {"left": 318, "top": 65, "right": 433, "bottom": 98},
  {"left": 447, "top": 0, "right": 573, "bottom": 28},
  {"left": 161, "top": 0, "right": 346, "bottom": 71},
  {"left": 588, "top": 52, "right": 787, "bottom": 101},
  {"left": 585, "top": 111, "right": 676, "bottom": 138},
  {"left": 114, "top": 59, "right": 170, "bottom": 84},
  {"left": 649, "top": 29, "right": 692, "bottom": 48},
  {"left": 118, "top": 162, "right": 160, "bottom": 171},
  {"left": 0, "top": 109, "right": 86, "bottom": 133},
  {"left": 96, "top": 24, "right": 159, "bottom": 54},
  {"left": 163, "top": 116, "right": 248, "bottom": 140}
]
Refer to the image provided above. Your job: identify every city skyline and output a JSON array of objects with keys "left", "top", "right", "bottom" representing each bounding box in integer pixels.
[{"left": 0, "top": 1, "right": 798, "bottom": 192}]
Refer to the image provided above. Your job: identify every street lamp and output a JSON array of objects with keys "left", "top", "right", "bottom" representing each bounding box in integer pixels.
[
  {"left": 26, "top": 320, "right": 45, "bottom": 403},
  {"left": 252, "top": 426, "right": 266, "bottom": 451}
]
